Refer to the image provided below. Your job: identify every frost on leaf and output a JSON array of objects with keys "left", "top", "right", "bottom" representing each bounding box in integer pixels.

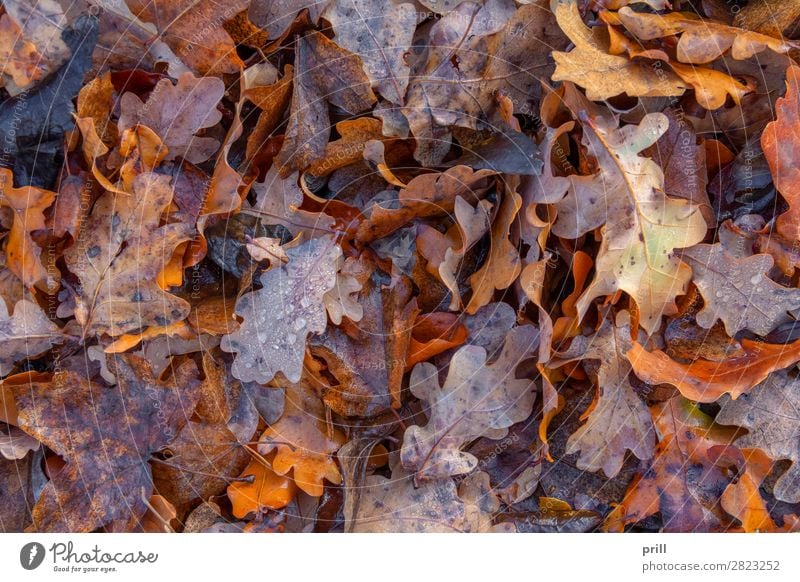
[
  {"left": 221, "top": 236, "right": 340, "bottom": 384},
  {"left": 401, "top": 325, "right": 538, "bottom": 480}
]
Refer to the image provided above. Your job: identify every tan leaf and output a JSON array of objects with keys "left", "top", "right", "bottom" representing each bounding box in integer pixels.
[
  {"left": 65, "top": 173, "right": 194, "bottom": 337},
  {"left": 551, "top": 0, "right": 686, "bottom": 102},
  {"left": 258, "top": 374, "right": 345, "bottom": 497},
  {"left": 616, "top": 6, "right": 798, "bottom": 65}
]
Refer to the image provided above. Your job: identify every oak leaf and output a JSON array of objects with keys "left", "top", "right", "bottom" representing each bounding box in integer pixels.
[
  {"left": 227, "top": 458, "right": 297, "bottom": 519},
  {"left": 550, "top": 312, "right": 655, "bottom": 478},
  {"left": 540, "top": 112, "right": 707, "bottom": 334},
  {"left": 126, "top": 0, "right": 250, "bottom": 75},
  {"left": 258, "top": 374, "right": 345, "bottom": 497},
  {"left": 616, "top": 6, "right": 798, "bottom": 65},
  {"left": 605, "top": 398, "right": 735, "bottom": 532},
  {"left": 275, "top": 32, "right": 375, "bottom": 174},
  {"left": 626, "top": 338, "right": 800, "bottom": 403},
  {"left": 324, "top": 0, "right": 417, "bottom": 105},
  {"left": 65, "top": 173, "right": 194, "bottom": 337},
  {"left": 717, "top": 371, "right": 800, "bottom": 504},
  {"left": 0, "top": 168, "right": 57, "bottom": 291},
  {"left": 401, "top": 325, "right": 537, "bottom": 480},
  {"left": 0, "top": 299, "right": 62, "bottom": 376},
  {"left": 551, "top": 0, "right": 686, "bottom": 102},
  {"left": 11, "top": 355, "right": 201, "bottom": 532},
  {"left": 762, "top": 65, "right": 800, "bottom": 242},
  {"left": 221, "top": 236, "right": 340, "bottom": 384},
  {"left": 349, "top": 463, "right": 466, "bottom": 532},
  {"left": 682, "top": 244, "right": 800, "bottom": 337},
  {"left": 118, "top": 72, "right": 225, "bottom": 164}
]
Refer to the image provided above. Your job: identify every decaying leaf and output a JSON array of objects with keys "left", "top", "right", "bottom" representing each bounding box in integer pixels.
[
  {"left": 65, "top": 173, "right": 194, "bottom": 337},
  {"left": 118, "top": 72, "right": 225, "bottom": 164},
  {"left": 401, "top": 325, "right": 538, "bottom": 480},
  {"left": 0, "top": 300, "right": 62, "bottom": 376},
  {"left": 11, "top": 355, "right": 201, "bottom": 532},
  {"left": 550, "top": 312, "right": 655, "bottom": 478},
  {"left": 258, "top": 374, "right": 345, "bottom": 497},
  {"left": 717, "top": 371, "right": 800, "bottom": 504}
]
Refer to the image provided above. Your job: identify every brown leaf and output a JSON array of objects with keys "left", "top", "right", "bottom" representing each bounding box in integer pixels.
[
  {"left": 605, "top": 398, "right": 735, "bottom": 532},
  {"left": 126, "top": 0, "right": 250, "bottom": 75},
  {"left": 65, "top": 173, "right": 194, "bottom": 337},
  {"left": 551, "top": 0, "right": 686, "bottom": 102},
  {"left": 258, "top": 374, "right": 345, "bottom": 497},
  {"left": 466, "top": 186, "right": 522, "bottom": 314},
  {"left": 221, "top": 236, "right": 340, "bottom": 384},
  {"left": 11, "top": 355, "right": 201, "bottom": 532},
  {"left": 762, "top": 65, "right": 800, "bottom": 241},
  {"left": 682, "top": 243, "right": 800, "bottom": 336},
  {"left": 249, "top": 0, "right": 331, "bottom": 39},
  {"left": 0, "top": 299, "right": 62, "bottom": 376},
  {"left": 357, "top": 166, "right": 496, "bottom": 243},
  {"left": 275, "top": 31, "right": 375, "bottom": 174},
  {"left": 118, "top": 72, "right": 225, "bottom": 164},
  {"left": 324, "top": 0, "right": 417, "bottom": 105},
  {"left": 348, "top": 463, "right": 466, "bottom": 532},
  {"left": 550, "top": 312, "right": 655, "bottom": 478},
  {"left": 227, "top": 457, "right": 297, "bottom": 519}
]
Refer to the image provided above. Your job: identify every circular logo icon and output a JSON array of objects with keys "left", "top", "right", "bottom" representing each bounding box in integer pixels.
[{"left": 20, "top": 542, "right": 45, "bottom": 570}]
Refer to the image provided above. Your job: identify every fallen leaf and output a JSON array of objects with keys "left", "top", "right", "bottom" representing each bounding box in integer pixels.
[
  {"left": 550, "top": 312, "right": 655, "bottom": 478},
  {"left": 0, "top": 299, "right": 62, "bottom": 376},
  {"left": 227, "top": 457, "right": 297, "bottom": 519},
  {"left": 401, "top": 325, "right": 538, "bottom": 480},
  {"left": 324, "top": 0, "right": 417, "bottom": 105},
  {"left": 275, "top": 32, "right": 375, "bottom": 174},
  {"left": 626, "top": 338, "right": 800, "bottom": 403},
  {"left": 118, "top": 72, "right": 225, "bottom": 164},
  {"left": 221, "top": 236, "right": 340, "bottom": 384},
  {"left": 762, "top": 65, "right": 800, "bottom": 242},
  {"left": 65, "top": 173, "right": 194, "bottom": 337},
  {"left": 258, "top": 374, "right": 346, "bottom": 497},
  {"left": 682, "top": 244, "right": 800, "bottom": 336},
  {"left": 616, "top": 6, "right": 798, "bottom": 65},
  {"left": 11, "top": 355, "right": 201, "bottom": 532},
  {"left": 717, "top": 370, "right": 800, "bottom": 504}
]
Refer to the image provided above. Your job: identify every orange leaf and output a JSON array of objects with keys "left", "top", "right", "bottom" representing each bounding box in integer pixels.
[
  {"left": 762, "top": 65, "right": 800, "bottom": 241},
  {"left": 405, "top": 312, "right": 468, "bottom": 370},
  {"left": 228, "top": 458, "right": 296, "bottom": 519},
  {"left": 626, "top": 338, "right": 800, "bottom": 403},
  {"left": 0, "top": 168, "right": 56, "bottom": 291}
]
